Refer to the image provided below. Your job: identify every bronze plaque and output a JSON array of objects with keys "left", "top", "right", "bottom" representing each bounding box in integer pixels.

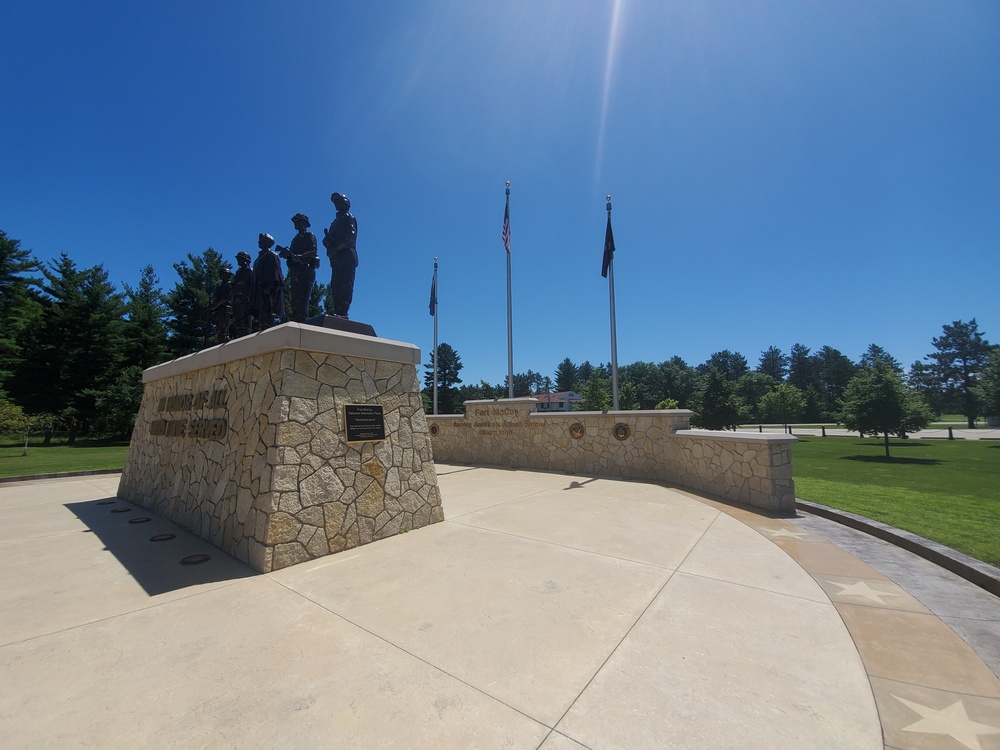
[{"left": 344, "top": 404, "right": 386, "bottom": 443}]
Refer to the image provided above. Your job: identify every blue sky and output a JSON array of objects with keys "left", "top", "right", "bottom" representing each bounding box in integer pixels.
[{"left": 2, "top": 1, "right": 998, "bottom": 386}]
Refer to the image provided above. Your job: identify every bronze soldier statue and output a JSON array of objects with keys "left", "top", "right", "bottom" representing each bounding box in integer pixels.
[
  {"left": 252, "top": 233, "right": 285, "bottom": 329},
  {"left": 232, "top": 251, "right": 255, "bottom": 337},
  {"left": 322, "top": 193, "right": 358, "bottom": 318},
  {"left": 208, "top": 266, "right": 234, "bottom": 345},
  {"left": 277, "top": 213, "right": 318, "bottom": 323}
]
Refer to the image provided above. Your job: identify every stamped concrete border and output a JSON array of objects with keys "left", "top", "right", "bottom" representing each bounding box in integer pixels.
[{"left": 797, "top": 498, "right": 1000, "bottom": 598}]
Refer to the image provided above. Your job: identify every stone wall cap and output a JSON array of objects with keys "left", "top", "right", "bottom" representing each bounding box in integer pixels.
[
  {"left": 675, "top": 428, "right": 798, "bottom": 444},
  {"left": 550, "top": 409, "right": 694, "bottom": 417},
  {"left": 143, "top": 323, "right": 421, "bottom": 383},
  {"left": 463, "top": 398, "right": 539, "bottom": 405}
]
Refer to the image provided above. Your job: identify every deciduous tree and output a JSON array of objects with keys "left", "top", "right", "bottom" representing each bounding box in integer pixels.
[
  {"left": 974, "top": 348, "right": 1000, "bottom": 421},
  {"left": 578, "top": 369, "right": 611, "bottom": 411},
  {"left": 658, "top": 356, "right": 697, "bottom": 407},
  {"left": 839, "top": 363, "right": 931, "bottom": 459},
  {"left": 759, "top": 384, "right": 806, "bottom": 429},
  {"left": 698, "top": 350, "right": 748, "bottom": 382}
]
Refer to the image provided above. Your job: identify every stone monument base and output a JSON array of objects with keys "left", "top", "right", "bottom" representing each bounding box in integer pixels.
[
  {"left": 118, "top": 323, "right": 442, "bottom": 572},
  {"left": 305, "top": 313, "right": 376, "bottom": 337}
]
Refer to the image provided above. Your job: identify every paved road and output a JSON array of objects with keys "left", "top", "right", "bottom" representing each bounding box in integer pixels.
[{"left": 746, "top": 425, "right": 1000, "bottom": 440}]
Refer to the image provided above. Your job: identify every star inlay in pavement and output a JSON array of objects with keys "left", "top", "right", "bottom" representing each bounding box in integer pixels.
[
  {"left": 829, "top": 580, "right": 904, "bottom": 605},
  {"left": 895, "top": 695, "right": 1000, "bottom": 750},
  {"left": 760, "top": 527, "right": 810, "bottom": 540}
]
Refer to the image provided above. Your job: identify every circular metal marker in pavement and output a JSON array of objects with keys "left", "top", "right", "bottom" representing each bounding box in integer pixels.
[
  {"left": 180, "top": 554, "right": 211, "bottom": 565},
  {"left": 128, "top": 517, "right": 152, "bottom": 524},
  {"left": 97, "top": 500, "right": 115, "bottom": 506},
  {"left": 149, "top": 534, "right": 176, "bottom": 542},
  {"left": 110, "top": 508, "right": 132, "bottom": 513}
]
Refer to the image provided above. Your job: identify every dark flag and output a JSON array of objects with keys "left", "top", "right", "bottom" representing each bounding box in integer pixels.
[
  {"left": 429, "top": 266, "right": 437, "bottom": 316},
  {"left": 601, "top": 214, "right": 616, "bottom": 278},
  {"left": 502, "top": 203, "right": 511, "bottom": 254}
]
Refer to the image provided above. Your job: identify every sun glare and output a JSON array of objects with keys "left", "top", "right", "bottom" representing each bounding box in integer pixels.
[{"left": 595, "top": 0, "right": 626, "bottom": 189}]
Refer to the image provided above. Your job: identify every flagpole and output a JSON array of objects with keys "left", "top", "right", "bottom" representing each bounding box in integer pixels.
[
  {"left": 505, "top": 181, "right": 514, "bottom": 398},
  {"left": 432, "top": 257, "right": 439, "bottom": 415},
  {"left": 607, "top": 195, "right": 620, "bottom": 411}
]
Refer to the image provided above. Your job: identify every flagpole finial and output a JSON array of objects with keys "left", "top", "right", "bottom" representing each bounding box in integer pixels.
[
  {"left": 506, "top": 180, "right": 510, "bottom": 197},
  {"left": 606, "top": 195, "right": 612, "bottom": 213}
]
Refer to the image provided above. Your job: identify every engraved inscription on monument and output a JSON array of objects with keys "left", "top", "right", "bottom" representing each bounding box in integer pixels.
[
  {"left": 149, "top": 388, "right": 229, "bottom": 440},
  {"left": 344, "top": 404, "right": 386, "bottom": 443}
]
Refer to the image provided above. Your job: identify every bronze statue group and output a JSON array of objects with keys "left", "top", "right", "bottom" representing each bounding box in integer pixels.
[{"left": 208, "top": 192, "right": 358, "bottom": 345}]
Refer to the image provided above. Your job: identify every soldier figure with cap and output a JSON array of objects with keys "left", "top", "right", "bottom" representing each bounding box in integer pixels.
[
  {"left": 253, "top": 233, "right": 285, "bottom": 330},
  {"left": 322, "top": 192, "right": 358, "bottom": 318},
  {"left": 232, "top": 251, "right": 255, "bottom": 337},
  {"left": 208, "top": 265, "right": 234, "bottom": 345},
  {"left": 277, "top": 213, "right": 318, "bottom": 323}
]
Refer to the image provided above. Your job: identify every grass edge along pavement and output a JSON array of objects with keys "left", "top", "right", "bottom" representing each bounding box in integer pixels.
[
  {"left": 3, "top": 434, "right": 997, "bottom": 571},
  {"left": 791, "top": 437, "right": 1000, "bottom": 569},
  {"left": 0, "top": 438, "right": 129, "bottom": 478}
]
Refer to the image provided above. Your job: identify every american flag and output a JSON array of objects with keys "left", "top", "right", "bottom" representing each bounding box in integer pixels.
[{"left": 501, "top": 202, "right": 510, "bottom": 254}]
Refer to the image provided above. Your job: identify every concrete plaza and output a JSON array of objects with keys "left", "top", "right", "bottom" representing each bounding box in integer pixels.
[{"left": 1, "top": 465, "right": 999, "bottom": 748}]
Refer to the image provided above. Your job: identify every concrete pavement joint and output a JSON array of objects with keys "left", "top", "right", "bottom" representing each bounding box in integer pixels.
[
  {"left": 543, "top": 512, "right": 724, "bottom": 743},
  {"left": 444, "top": 516, "right": 689, "bottom": 573},
  {"left": 0, "top": 576, "right": 254, "bottom": 649},
  {"left": 263, "top": 573, "right": 552, "bottom": 731}
]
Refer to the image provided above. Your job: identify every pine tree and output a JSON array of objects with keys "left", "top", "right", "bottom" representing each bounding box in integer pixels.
[
  {"left": 554, "top": 358, "right": 578, "bottom": 392},
  {"left": 423, "top": 343, "right": 464, "bottom": 413},
  {"left": 691, "top": 368, "right": 746, "bottom": 430},
  {"left": 123, "top": 265, "right": 170, "bottom": 370},
  {"left": 927, "top": 319, "right": 992, "bottom": 428},
  {"left": 9, "top": 254, "right": 125, "bottom": 438},
  {"left": 757, "top": 346, "right": 788, "bottom": 382},
  {"left": 0, "top": 231, "right": 41, "bottom": 396},
  {"left": 166, "top": 248, "right": 226, "bottom": 356}
]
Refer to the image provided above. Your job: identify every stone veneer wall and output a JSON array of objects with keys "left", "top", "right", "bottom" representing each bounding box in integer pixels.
[
  {"left": 427, "top": 399, "right": 796, "bottom": 513},
  {"left": 118, "top": 324, "right": 443, "bottom": 572}
]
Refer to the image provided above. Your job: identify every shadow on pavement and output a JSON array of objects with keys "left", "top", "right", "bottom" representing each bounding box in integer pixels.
[{"left": 66, "top": 496, "right": 256, "bottom": 596}]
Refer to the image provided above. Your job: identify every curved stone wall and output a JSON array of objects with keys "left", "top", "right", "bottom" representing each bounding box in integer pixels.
[{"left": 426, "top": 399, "right": 796, "bottom": 513}]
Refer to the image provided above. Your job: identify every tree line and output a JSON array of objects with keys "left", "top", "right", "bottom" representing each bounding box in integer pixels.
[
  {"left": 0, "top": 231, "right": 334, "bottom": 441},
  {"left": 424, "top": 324, "right": 1000, "bottom": 455},
  {"left": 2, "top": 228, "right": 998, "bottom": 448}
]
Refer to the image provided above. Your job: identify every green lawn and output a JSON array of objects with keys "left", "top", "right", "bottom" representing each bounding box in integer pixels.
[
  {"left": 0, "top": 437, "right": 129, "bottom": 478},
  {"left": 792, "top": 437, "right": 1000, "bottom": 567}
]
